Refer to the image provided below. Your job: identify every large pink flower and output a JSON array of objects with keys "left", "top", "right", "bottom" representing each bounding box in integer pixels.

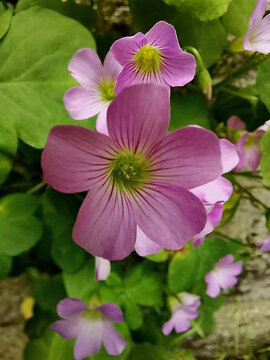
[
  {"left": 64, "top": 49, "right": 122, "bottom": 134},
  {"left": 110, "top": 21, "right": 195, "bottom": 94},
  {"left": 244, "top": 0, "right": 270, "bottom": 54},
  {"left": 42, "top": 84, "right": 223, "bottom": 260},
  {"left": 50, "top": 298, "right": 126, "bottom": 359}
]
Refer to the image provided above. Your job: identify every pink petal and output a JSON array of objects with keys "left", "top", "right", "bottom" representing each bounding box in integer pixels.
[
  {"left": 107, "top": 84, "right": 170, "bottom": 154},
  {"left": 64, "top": 86, "right": 104, "bottom": 120},
  {"left": 96, "top": 303, "right": 124, "bottom": 323},
  {"left": 68, "top": 48, "right": 104, "bottom": 89},
  {"left": 220, "top": 139, "right": 239, "bottom": 173},
  {"left": 132, "top": 183, "right": 206, "bottom": 250},
  {"left": 103, "top": 50, "right": 123, "bottom": 78},
  {"left": 96, "top": 106, "right": 109, "bottom": 135},
  {"left": 41, "top": 125, "right": 116, "bottom": 193},
  {"left": 145, "top": 21, "right": 182, "bottom": 55},
  {"left": 50, "top": 319, "right": 80, "bottom": 339},
  {"left": 227, "top": 116, "right": 246, "bottom": 130},
  {"left": 191, "top": 177, "right": 233, "bottom": 204},
  {"left": 161, "top": 52, "right": 196, "bottom": 87},
  {"left": 208, "top": 202, "right": 223, "bottom": 227},
  {"left": 205, "top": 272, "right": 221, "bottom": 298},
  {"left": 73, "top": 185, "right": 137, "bottom": 260},
  {"left": 101, "top": 321, "right": 127, "bottom": 356},
  {"left": 57, "top": 298, "right": 87, "bottom": 319},
  {"left": 173, "top": 310, "right": 191, "bottom": 333},
  {"left": 162, "top": 320, "right": 174, "bottom": 335},
  {"left": 245, "top": 13, "right": 270, "bottom": 53},
  {"left": 248, "top": 0, "right": 267, "bottom": 28},
  {"left": 110, "top": 32, "right": 147, "bottom": 65},
  {"left": 95, "top": 257, "right": 111, "bottom": 281},
  {"left": 134, "top": 226, "right": 163, "bottom": 256},
  {"left": 152, "top": 126, "right": 223, "bottom": 189},
  {"left": 74, "top": 321, "right": 102, "bottom": 360},
  {"left": 218, "top": 254, "right": 234, "bottom": 266}
]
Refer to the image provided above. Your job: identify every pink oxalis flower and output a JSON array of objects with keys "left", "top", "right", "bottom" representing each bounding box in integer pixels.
[
  {"left": 42, "top": 84, "right": 223, "bottom": 260},
  {"left": 257, "top": 236, "right": 270, "bottom": 252},
  {"left": 244, "top": 0, "right": 270, "bottom": 54},
  {"left": 64, "top": 49, "right": 122, "bottom": 134},
  {"left": 227, "top": 116, "right": 270, "bottom": 172},
  {"left": 205, "top": 255, "right": 243, "bottom": 298},
  {"left": 110, "top": 21, "right": 196, "bottom": 94},
  {"left": 190, "top": 138, "right": 239, "bottom": 247},
  {"left": 50, "top": 298, "right": 126, "bottom": 360},
  {"left": 162, "top": 293, "right": 200, "bottom": 335}
]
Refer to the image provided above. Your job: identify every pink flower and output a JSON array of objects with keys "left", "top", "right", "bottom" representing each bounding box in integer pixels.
[
  {"left": 257, "top": 236, "right": 270, "bottom": 252},
  {"left": 110, "top": 21, "right": 195, "bottom": 94},
  {"left": 42, "top": 84, "right": 223, "bottom": 260},
  {"left": 162, "top": 293, "right": 200, "bottom": 335},
  {"left": 95, "top": 257, "right": 111, "bottom": 281},
  {"left": 190, "top": 139, "right": 239, "bottom": 247},
  {"left": 205, "top": 255, "right": 243, "bottom": 298},
  {"left": 227, "top": 117, "right": 270, "bottom": 172},
  {"left": 64, "top": 49, "right": 122, "bottom": 135},
  {"left": 244, "top": 0, "right": 270, "bottom": 54},
  {"left": 50, "top": 298, "right": 126, "bottom": 359}
]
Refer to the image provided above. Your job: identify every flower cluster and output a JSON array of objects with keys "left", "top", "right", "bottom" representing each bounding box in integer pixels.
[{"left": 42, "top": 20, "right": 245, "bottom": 359}]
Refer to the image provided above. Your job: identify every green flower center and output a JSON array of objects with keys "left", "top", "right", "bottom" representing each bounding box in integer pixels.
[
  {"left": 99, "top": 80, "right": 116, "bottom": 102},
  {"left": 110, "top": 152, "right": 149, "bottom": 191},
  {"left": 134, "top": 45, "right": 162, "bottom": 74},
  {"left": 81, "top": 309, "right": 102, "bottom": 321}
]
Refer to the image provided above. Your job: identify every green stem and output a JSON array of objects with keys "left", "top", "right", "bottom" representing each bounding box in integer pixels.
[
  {"left": 214, "top": 53, "right": 270, "bottom": 89},
  {"left": 26, "top": 181, "right": 46, "bottom": 195},
  {"left": 233, "top": 172, "right": 263, "bottom": 180},
  {"left": 218, "top": 86, "right": 258, "bottom": 105},
  {"left": 183, "top": 46, "right": 204, "bottom": 71},
  {"left": 1, "top": 0, "right": 8, "bottom": 10},
  {"left": 233, "top": 178, "right": 268, "bottom": 211},
  {"left": 172, "top": 327, "right": 196, "bottom": 346}
]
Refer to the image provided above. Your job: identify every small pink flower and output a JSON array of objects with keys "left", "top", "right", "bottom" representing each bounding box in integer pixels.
[
  {"left": 190, "top": 139, "right": 239, "bottom": 247},
  {"left": 227, "top": 117, "right": 270, "bottom": 172},
  {"left": 50, "top": 298, "right": 126, "bottom": 359},
  {"left": 244, "top": 0, "right": 270, "bottom": 54},
  {"left": 205, "top": 255, "right": 242, "bottom": 298},
  {"left": 64, "top": 49, "right": 122, "bottom": 135},
  {"left": 257, "top": 236, "right": 270, "bottom": 252},
  {"left": 95, "top": 257, "right": 111, "bottom": 281},
  {"left": 162, "top": 293, "right": 200, "bottom": 335},
  {"left": 42, "top": 85, "right": 223, "bottom": 260},
  {"left": 110, "top": 21, "right": 196, "bottom": 94}
]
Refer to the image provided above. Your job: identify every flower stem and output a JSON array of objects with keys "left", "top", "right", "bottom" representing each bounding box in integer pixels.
[
  {"left": 26, "top": 181, "right": 46, "bottom": 195},
  {"left": 218, "top": 86, "right": 258, "bottom": 106},
  {"left": 213, "top": 53, "right": 270, "bottom": 89},
  {"left": 233, "top": 178, "right": 268, "bottom": 211}
]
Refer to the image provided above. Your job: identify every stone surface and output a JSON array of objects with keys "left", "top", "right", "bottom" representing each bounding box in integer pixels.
[{"left": 0, "top": 275, "right": 31, "bottom": 360}]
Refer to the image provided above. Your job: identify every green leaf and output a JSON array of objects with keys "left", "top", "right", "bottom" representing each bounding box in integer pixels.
[
  {"left": 42, "top": 189, "right": 86, "bottom": 273},
  {"left": 16, "top": 0, "right": 96, "bottom": 30},
  {"left": 222, "top": 0, "right": 256, "bottom": 37},
  {"left": 257, "top": 58, "right": 270, "bottom": 112},
  {"left": 0, "top": 252, "right": 12, "bottom": 277},
  {"left": 124, "top": 262, "right": 163, "bottom": 306},
  {"left": 169, "top": 93, "right": 211, "bottom": 132},
  {"left": 122, "top": 297, "right": 143, "bottom": 330},
  {"left": 0, "top": 6, "right": 96, "bottom": 150},
  {"left": 168, "top": 238, "right": 244, "bottom": 293},
  {"left": 0, "top": 121, "right": 17, "bottom": 184},
  {"left": 25, "top": 331, "right": 74, "bottom": 360},
  {"left": 63, "top": 259, "right": 98, "bottom": 301},
  {"left": 29, "top": 269, "right": 67, "bottom": 313},
  {"left": 0, "top": 193, "right": 42, "bottom": 256},
  {"left": 173, "top": 13, "right": 227, "bottom": 68},
  {"left": 260, "top": 130, "right": 270, "bottom": 187},
  {"left": 198, "top": 293, "right": 224, "bottom": 333},
  {"left": 0, "top": 4, "right": 13, "bottom": 40},
  {"left": 146, "top": 249, "right": 169, "bottom": 262},
  {"left": 163, "top": 0, "right": 233, "bottom": 21}
]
